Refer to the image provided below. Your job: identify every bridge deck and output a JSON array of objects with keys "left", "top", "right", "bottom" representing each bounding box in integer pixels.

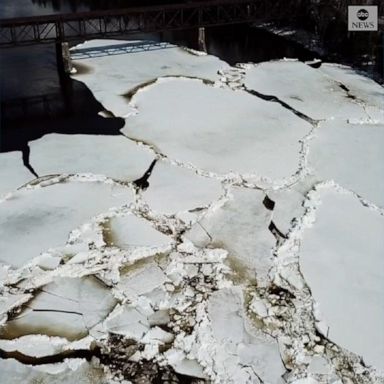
[{"left": 0, "top": 0, "right": 265, "bottom": 47}]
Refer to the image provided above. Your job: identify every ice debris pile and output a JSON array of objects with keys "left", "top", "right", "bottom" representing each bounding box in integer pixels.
[{"left": 0, "top": 39, "right": 383, "bottom": 384}]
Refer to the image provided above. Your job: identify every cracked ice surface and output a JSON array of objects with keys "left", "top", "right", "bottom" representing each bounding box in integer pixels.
[
  {"left": 0, "top": 178, "right": 133, "bottom": 268},
  {"left": 1, "top": 276, "right": 116, "bottom": 341},
  {"left": 206, "top": 287, "right": 285, "bottom": 383},
  {"left": 319, "top": 63, "right": 384, "bottom": 118},
  {"left": 299, "top": 188, "right": 384, "bottom": 372},
  {"left": 124, "top": 77, "right": 312, "bottom": 181},
  {"left": 243, "top": 60, "right": 370, "bottom": 121},
  {"left": 186, "top": 187, "right": 276, "bottom": 286},
  {"left": 140, "top": 160, "right": 223, "bottom": 215}
]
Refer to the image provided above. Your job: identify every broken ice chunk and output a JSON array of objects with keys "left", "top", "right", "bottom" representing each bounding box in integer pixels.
[
  {"left": 105, "top": 304, "right": 150, "bottom": 340},
  {"left": 30, "top": 134, "right": 155, "bottom": 181},
  {"left": 187, "top": 187, "right": 275, "bottom": 286},
  {"left": 0, "top": 358, "right": 104, "bottom": 384},
  {"left": 0, "top": 179, "right": 132, "bottom": 268},
  {"left": 1, "top": 276, "right": 117, "bottom": 341},
  {"left": 107, "top": 214, "right": 171, "bottom": 250},
  {"left": 141, "top": 160, "right": 223, "bottom": 215}
]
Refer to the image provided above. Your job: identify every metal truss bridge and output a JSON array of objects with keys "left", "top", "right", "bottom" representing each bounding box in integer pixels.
[{"left": 0, "top": 0, "right": 265, "bottom": 47}]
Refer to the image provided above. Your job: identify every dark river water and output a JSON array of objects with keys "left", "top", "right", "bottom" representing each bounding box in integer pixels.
[{"left": 0, "top": 0, "right": 382, "bottom": 162}]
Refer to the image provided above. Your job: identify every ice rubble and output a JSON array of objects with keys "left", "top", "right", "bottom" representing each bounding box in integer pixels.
[
  {"left": 1, "top": 38, "right": 384, "bottom": 384},
  {"left": 0, "top": 152, "right": 34, "bottom": 197},
  {"left": 299, "top": 189, "right": 384, "bottom": 371},
  {"left": 186, "top": 187, "right": 276, "bottom": 286},
  {"left": 29, "top": 134, "right": 154, "bottom": 180},
  {"left": 206, "top": 287, "right": 285, "bottom": 384}
]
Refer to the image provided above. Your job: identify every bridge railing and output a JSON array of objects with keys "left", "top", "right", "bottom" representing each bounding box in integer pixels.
[{"left": 0, "top": 0, "right": 263, "bottom": 47}]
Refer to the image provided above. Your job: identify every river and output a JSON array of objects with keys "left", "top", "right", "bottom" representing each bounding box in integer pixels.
[{"left": 0, "top": 0, "right": 381, "bottom": 156}]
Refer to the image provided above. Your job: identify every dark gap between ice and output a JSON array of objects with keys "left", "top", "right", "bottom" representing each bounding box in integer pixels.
[
  {"left": 263, "top": 195, "right": 276, "bottom": 211},
  {"left": 133, "top": 159, "right": 157, "bottom": 190},
  {"left": 0, "top": 343, "right": 205, "bottom": 383},
  {"left": 244, "top": 88, "right": 317, "bottom": 125},
  {"left": 338, "top": 83, "right": 357, "bottom": 100},
  {"left": 268, "top": 221, "right": 288, "bottom": 241}
]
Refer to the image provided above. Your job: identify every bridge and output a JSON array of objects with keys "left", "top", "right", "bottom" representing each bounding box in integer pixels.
[{"left": 0, "top": 0, "right": 265, "bottom": 47}]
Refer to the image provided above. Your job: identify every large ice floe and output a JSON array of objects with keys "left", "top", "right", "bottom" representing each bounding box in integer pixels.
[{"left": 1, "top": 39, "right": 383, "bottom": 384}]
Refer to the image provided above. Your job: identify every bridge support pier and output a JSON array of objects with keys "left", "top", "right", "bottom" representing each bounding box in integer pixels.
[
  {"left": 55, "top": 41, "right": 74, "bottom": 115},
  {"left": 56, "top": 41, "right": 73, "bottom": 75},
  {"left": 198, "top": 27, "right": 207, "bottom": 53}
]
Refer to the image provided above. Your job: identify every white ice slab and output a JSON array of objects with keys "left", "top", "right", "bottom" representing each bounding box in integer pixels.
[
  {"left": 29, "top": 134, "right": 154, "bottom": 180},
  {"left": 186, "top": 187, "right": 275, "bottom": 285},
  {"left": 0, "top": 152, "right": 34, "bottom": 197},
  {"left": 308, "top": 120, "right": 384, "bottom": 207},
  {"left": 105, "top": 304, "right": 150, "bottom": 340},
  {"left": 243, "top": 60, "right": 368, "bottom": 121},
  {"left": 0, "top": 179, "right": 132, "bottom": 268},
  {"left": 142, "top": 160, "right": 223, "bottom": 214},
  {"left": 123, "top": 77, "right": 312, "bottom": 181},
  {"left": 299, "top": 189, "right": 384, "bottom": 371},
  {"left": 117, "top": 263, "right": 167, "bottom": 298},
  {"left": 1, "top": 276, "right": 116, "bottom": 341},
  {"left": 108, "top": 214, "right": 171, "bottom": 250},
  {"left": 71, "top": 39, "right": 229, "bottom": 116}
]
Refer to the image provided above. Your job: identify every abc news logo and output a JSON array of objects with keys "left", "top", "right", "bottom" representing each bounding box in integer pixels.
[{"left": 348, "top": 6, "right": 378, "bottom": 31}]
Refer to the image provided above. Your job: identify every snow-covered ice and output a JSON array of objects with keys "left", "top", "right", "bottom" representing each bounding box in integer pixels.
[
  {"left": 319, "top": 63, "right": 384, "bottom": 114},
  {"left": 1, "top": 276, "right": 116, "bottom": 341},
  {"left": 141, "top": 160, "right": 223, "bottom": 215},
  {"left": 186, "top": 187, "right": 276, "bottom": 286},
  {"left": 299, "top": 189, "right": 384, "bottom": 371},
  {"left": 30, "top": 134, "right": 154, "bottom": 181},
  {"left": 309, "top": 120, "right": 384, "bottom": 207},
  {"left": 0, "top": 178, "right": 132, "bottom": 268},
  {"left": 71, "top": 39, "right": 229, "bottom": 116},
  {"left": 107, "top": 213, "right": 171, "bottom": 250},
  {"left": 243, "top": 60, "right": 370, "bottom": 121},
  {"left": 123, "top": 77, "right": 312, "bottom": 181}
]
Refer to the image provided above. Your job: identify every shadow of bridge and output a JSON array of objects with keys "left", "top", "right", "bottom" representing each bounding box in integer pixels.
[{"left": 71, "top": 40, "right": 175, "bottom": 59}]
